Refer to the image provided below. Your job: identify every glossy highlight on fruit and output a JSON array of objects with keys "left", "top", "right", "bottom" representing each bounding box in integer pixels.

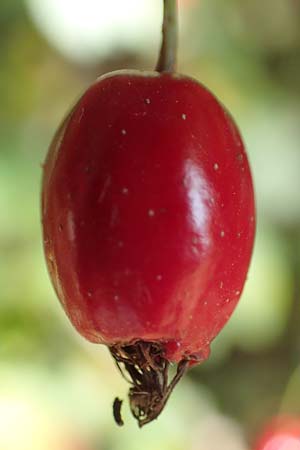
[{"left": 42, "top": 69, "right": 255, "bottom": 425}]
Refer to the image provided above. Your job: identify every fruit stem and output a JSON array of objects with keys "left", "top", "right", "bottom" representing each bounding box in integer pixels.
[{"left": 156, "top": 0, "right": 178, "bottom": 72}]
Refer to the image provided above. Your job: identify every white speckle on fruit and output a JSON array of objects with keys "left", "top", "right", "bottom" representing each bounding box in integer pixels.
[
  {"left": 87, "top": 292, "right": 92, "bottom": 298},
  {"left": 121, "top": 129, "right": 127, "bottom": 135},
  {"left": 214, "top": 163, "right": 219, "bottom": 171},
  {"left": 204, "top": 301, "right": 208, "bottom": 306},
  {"left": 225, "top": 298, "right": 230, "bottom": 304},
  {"left": 156, "top": 275, "right": 162, "bottom": 281},
  {"left": 145, "top": 98, "right": 151, "bottom": 104},
  {"left": 220, "top": 281, "right": 224, "bottom": 289},
  {"left": 114, "top": 295, "right": 119, "bottom": 301},
  {"left": 122, "top": 187, "right": 129, "bottom": 195},
  {"left": 189, "top": 315, "right": 193, "bottom": 320},
  {"left": 220, "top": 230, "right": 225, "bottom": 238},
  {"left": 148, "top": 209, "right": 155, "bottom": 217},
  {"left": 182, "top": 113, "right": 187, "bottom": 120},
  {"left": 235, "top": 290, "right": 241, "bottom": 296},
  {"left": 237, "top": 232, "right": 241, "bottom": 238},
  {"left": 250, "top": 216, "right": 254, "bottom": 222}
]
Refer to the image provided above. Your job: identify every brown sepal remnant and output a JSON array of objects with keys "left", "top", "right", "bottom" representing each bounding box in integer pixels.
[{"left": 110, "top": 341, "right": 188, "bottom": 427}]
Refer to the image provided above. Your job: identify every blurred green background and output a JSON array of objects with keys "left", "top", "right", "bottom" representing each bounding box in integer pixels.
[{"left": 1, "top": 0, "right": 300, "bottom": 449}]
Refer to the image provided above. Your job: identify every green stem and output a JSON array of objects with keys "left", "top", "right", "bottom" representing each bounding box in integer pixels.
[{"left": 156, "top": 0, "right": 178, "bottom": 73}]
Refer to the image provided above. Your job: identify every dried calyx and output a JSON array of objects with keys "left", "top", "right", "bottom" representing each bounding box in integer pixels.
[{"left": 110, "top": 341, "right": 189, "bottom": 427}]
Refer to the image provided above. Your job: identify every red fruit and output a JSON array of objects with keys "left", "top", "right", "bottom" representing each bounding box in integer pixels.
[
  {"left": 254, "top": 416, "right": 300, "bottom": 450},
  {"left": 42, "top": 70, "right": 255, "bottom": 425}
]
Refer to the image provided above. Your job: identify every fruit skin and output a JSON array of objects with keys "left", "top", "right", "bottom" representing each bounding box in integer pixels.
[
  {"left": 42, "top": 69, "right": 255, "bottom": 363},
  {"left": 254, "top": 416, "right": 300, "bottom": 450}
]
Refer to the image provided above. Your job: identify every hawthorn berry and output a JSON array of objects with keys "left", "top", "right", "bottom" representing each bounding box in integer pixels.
[
  {"left": 254, "top": 416, "right": 300, "bottom": 450},
  {"left": 42, "top": 0, "right": 255, "bottom": 426}
]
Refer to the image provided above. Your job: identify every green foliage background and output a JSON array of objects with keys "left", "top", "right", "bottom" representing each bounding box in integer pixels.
[{"left": 1, "top": 1, "right": 300, "bottom": 449}]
